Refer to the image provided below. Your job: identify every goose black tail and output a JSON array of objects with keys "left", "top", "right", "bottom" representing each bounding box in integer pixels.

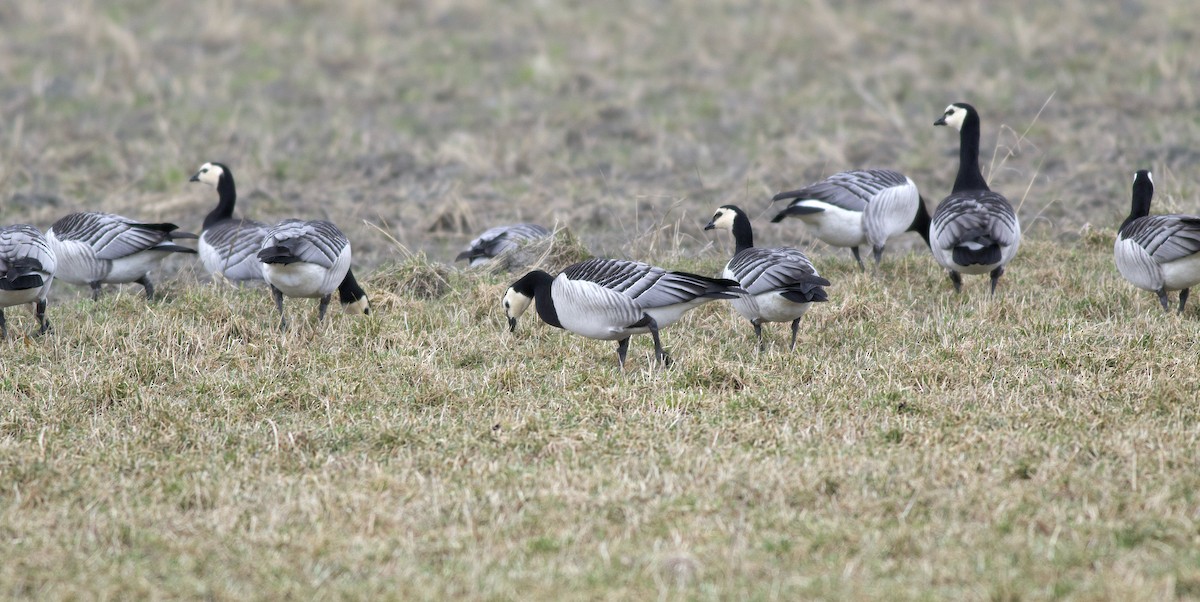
[
  {"left": 257, "top": 245, "right": 301, "bottom": 265},
  {"left": 952, "top": 244, "right": 1001, "bottom": 266}
]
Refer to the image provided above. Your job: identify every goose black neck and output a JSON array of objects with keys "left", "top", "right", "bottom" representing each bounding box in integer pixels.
[
  {"left": 513, "top": 270, "right": 561, "bottom": 329},
  {"left": 1122, "top": 171, "right": 1154, "bottom": 232},
  {"left": 203, "top": 170, "right": 238, "bottom": 229},
  {"left": 952, "top": 110, "right": 989, "bottom": 193},
  {"left": 338, "top": 268, "right": 367, "bottom": 303},
  {"left": 730, "top": 209, "right": 755, "bottom": 254},
  {"left": 908, "top": 195, "right": 932, "bottom": 248}
]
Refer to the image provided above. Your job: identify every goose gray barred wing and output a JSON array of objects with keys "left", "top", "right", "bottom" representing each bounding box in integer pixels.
[
  {"left": 201, "top": 218, "right": 269, "bottom": 280},
  {"left": 728, "top": 247, "right": 830, "bottom": 296},
  {"left": 261, "top": 219, "right": 348, "bottom": 268},
  {"left": 773, "top": 169, "right": 908, "bottom": 211},
  {"left": 1119, "top": 215, "right": 1200, "bottom": 263},
  {"left": 563, "top": 258, "right": 742, "bottom": 308},
  {"left": 931, "top": 191, "right": 1019, "bottom": 249},
  {"left": 0, "top": 224, "right": 57, "bottom": 277},
  {"left": 458, "top": 223, "right": 550, "bottom": 261},
  {"left": 50, "top": 212, "right": 182, "bottom": 260}
]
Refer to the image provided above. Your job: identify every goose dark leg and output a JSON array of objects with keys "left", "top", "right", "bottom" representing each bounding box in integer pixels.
[
  {"left": 850, "top": 247, "right": 865, "bottom": 271},
  {"left": 271, "top": 286, "right": 287, "bottom": 331},
  {"left": 872, "top": 245, "right": 884, "bottom": 267},
  {"left": 790, "top": 318, "right": 801, "bottom": 352},
  {"left": 948, "top": 270, "right": 963, "bottom": 293},
  {"left": 318, "top": 294, "right": 332, "bottom": 321},
  {"left": 647, "top": 317, "right": 670, "bottom": 367},
  {"left": 0, "top": 310, "right": 6, "bottom": 338},
  {"left": 137, "top": 275, "right": 155, "bottom": 300},
  {"left": 615, "top": 337, "right": 630, "bottom": 370},
  {"left": 989, "top": 266, "right": 1004, "bottom": 296},
  {"left": 1179, "top": 288, "right": 1190, "bottom": 314},
  {"left": 35, "top": 299, "right": 50, "bottom": 335},
  {"left": 1155, "top": 287, "right": 1170, "bottom": 312},
  {"left": 90, "top": 282, "right": 102, "bottom": 301},
  {"left": 753, "top": 320, "right": 764, "bottom": 352}
]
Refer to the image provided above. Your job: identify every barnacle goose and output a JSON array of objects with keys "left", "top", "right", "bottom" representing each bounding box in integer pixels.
[
  {"left": 456, "top": 223, "right": 551, "bottom": 267},
  {"left": 770, "top": 169, "right": 931, "bottom": 269},
  {"left": 1114, "top": 170, "right": 1200, "bottom": 313},
  {"left": 931, "top": 103, "right": 1021, "bottom": 294},
  {"left": 257, "top": 219, "right": 369, "bottom": 330},
  {"left": 0, "top": 224, "right": 56, "bottom": 337},
  {"left": 190, "top": 162, "right": 269, "bottom": 283},
  {"left": 503, "top": 257, "right": 745, "bottom": 368},
  {"left": 705, "top": 205, "right": 830, "bottom": 351},
  {"left": 46, "top": 212, "right": 197, "bottom": 300}
]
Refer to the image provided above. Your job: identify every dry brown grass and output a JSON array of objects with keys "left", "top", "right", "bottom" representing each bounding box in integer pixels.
[{"left": 3, "top": 0, "right": 1200, "bottom": 599}]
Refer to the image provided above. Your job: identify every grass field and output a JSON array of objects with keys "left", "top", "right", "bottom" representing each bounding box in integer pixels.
[{"left": 3, "top": 0, "right": 1200, "bottom": 599}]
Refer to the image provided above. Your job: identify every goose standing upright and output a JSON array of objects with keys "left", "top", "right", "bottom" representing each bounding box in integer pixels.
[
  {"left": 46, "top": 212, "right": 197, "bottom": 300},
  {"left": 930, "top": 103, "right": 1021, "bottom": 294},
  {"left": 190, "top": 162, "right": 269, "bottom": 283},
  {"left": 257, "top": 219, "right": 368, "bottom": 330},
  {"left": 0, "top": 224, "right": 56, "bottom": 337},
  {"left": 456, "top": 223, "right": 551, "bottom": 267},
  {"left": 770, "top": 169, "right": 932, "bottom": 269},
  {"left": 503, "top": 257, "right": 745, "bottom": 368},
  {"left": 1114, "top": 170, "right": 1200, "bottom": 313},
  {"left": 705, "top": 205, "right": 830, "bottom": 351}
]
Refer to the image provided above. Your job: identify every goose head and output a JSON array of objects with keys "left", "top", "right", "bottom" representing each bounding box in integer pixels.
[
  {"left": 703, "top": 205, "right": 740, "bottom": 232},
  {"left": 189, "top": 162, "right": 228, "bottom": 188},
  {"left": 934, "top": 103, "right": 973, "bottom": 131},
  {"left": 503, "top": 272, "right": 540, "bottom": 332}
]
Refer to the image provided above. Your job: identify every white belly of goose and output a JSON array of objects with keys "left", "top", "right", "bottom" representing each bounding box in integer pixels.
[
  {"left": 0, "top": 286, "right": 46, "bottom": 308},
  {"left": 550, "top": 276, "right": 648, "bottom": 340},
  {"left": 262, "top": 260, "right": 346, "bottom": 298},
  {"left": 791, "top": 201, "right": 867, "bottom": 247},
  {"left": 1161, "top": 252, "right": 1200, "bottom": 291}
]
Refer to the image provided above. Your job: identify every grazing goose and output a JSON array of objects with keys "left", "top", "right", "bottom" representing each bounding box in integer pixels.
[
  {"left": 190, "top": 162, "right": 269, "bottom": 283},
  {"left": 503, "top": 257, "right": 745, "bottom": 368},
  {"left": 770, "top": 169, "right": 932, "bottom": 269},
  {"left": 0, "top": 224, "right": 56, "bottom": 338},
  {"left": 931, "top": 102, "right": 1021, "bottom": 294},
  {"left": 705, "top": 205, "right": 830, "bottom": 351},
  {"left": 456, "top": 223, "right": 551, "bottom": 267},
  {"left": 1114, "top": 170, "right": 1200, "bottom": 313},
  {"left": 46, "top": 212, "right": 197, "bottom": 300},
  {"left": 257, "top": 219, "right": 366, "bottom": 330}
]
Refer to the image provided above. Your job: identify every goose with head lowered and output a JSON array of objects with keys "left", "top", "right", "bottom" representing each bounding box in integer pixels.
[
  {"left": 257, "top": 219, "right": 369, "bottom": 330},
  {"left": 46, "top": 212, "right": 197, "bottom": 300},
  {"left": 770, "top": 169, "right": 931, "bottom": 270},
  {"left": 190, "top": 162, "right": 269, "bottom": 283},
  {"left": 0, "top": 224, "right": 56, "bottom": 338},
  {"left": 456, "top": 223, "right": 551, "bottom": 267},
  {"left": 503, "top": 257, "right": 745, "bottom": 368},
  {"left": 1114, "top": 169, "right": 1200, "bottom": 313},
  {"left": 705, "top": 205, "right": 830, "bottom": 351},
  {"left": 930, "top": 102, "right": 1021, "bottom": 294}
]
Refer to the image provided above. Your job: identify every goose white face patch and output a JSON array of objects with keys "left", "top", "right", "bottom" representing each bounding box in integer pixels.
[
  {"left": 940, "top": 105, "right": 967, "bottom": 131},
  {"left": 708, "top": 208, "right": 736, "bottom": 231},
  {"left": 503, "top": 287, "right": 532, "bottom": 321},
  {"left": 193, "top": 162, "right": 224, "bottom": 187}
]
